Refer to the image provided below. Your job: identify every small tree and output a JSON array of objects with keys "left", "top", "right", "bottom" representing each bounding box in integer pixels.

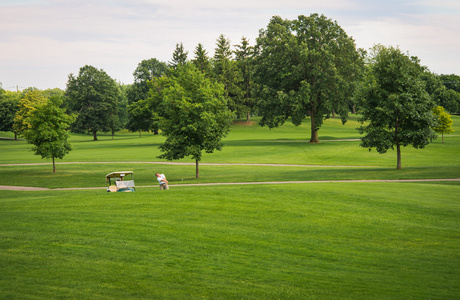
[
  {"left": 149, "top": 63, "right": 233, "bottom": 178},
  {"left": 14, "top": 91, "right": 73, "bottom": 173},
  {"left": 358, "top": 45, "right": 437, "bottom": 169},
  {"left": 432, "top": 106, "right": 454, "bottom": 143}
]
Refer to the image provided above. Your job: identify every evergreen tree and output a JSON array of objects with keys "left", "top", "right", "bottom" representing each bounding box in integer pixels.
[
  {"left": 234, "top": 36, "right": 254, "bottom": 121},
  {"left": 213, "top": 34, "right": 242, "bottom": 115},
  {"left": 192, "top": 43, "right": 212, "bottom": 75},
  {"left": 169, "top": 42, "right": 188, "bottom": 69}
]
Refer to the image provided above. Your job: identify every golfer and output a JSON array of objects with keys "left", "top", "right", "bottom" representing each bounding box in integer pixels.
[{"left": 155, "top": 173, "right": 169, "bottom": 190}]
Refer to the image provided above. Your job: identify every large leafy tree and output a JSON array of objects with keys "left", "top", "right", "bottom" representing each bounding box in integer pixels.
[
  {"left": 149, "top": 63, "right": 233, "bottom": 178},
  {"left": 14, "top": 91, "right": 73, "bottom": 172},
  {"left": 357, "top": 45, "right": 437, "bottom": 169},
  {"left": 66, "top": 65, "right": 121, "bottom": 140},
  {"left": 0, "top": 89, "right": 19, "bottom": 139},
  {"left": 253, "top": 14, "right": 363, "bottom": 143},
  {"left": 126, "top": 58, "right": 168, "bottom": 135}
]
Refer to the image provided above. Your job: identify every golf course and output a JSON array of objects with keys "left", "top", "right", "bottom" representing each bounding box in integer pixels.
[{"left": 1, "top": 115, "right": 459, "bottom": 299}]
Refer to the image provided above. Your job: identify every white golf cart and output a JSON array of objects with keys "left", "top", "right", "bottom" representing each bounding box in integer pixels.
[{"left": 106, "top": 171, "right": 135, "bottom": 192}]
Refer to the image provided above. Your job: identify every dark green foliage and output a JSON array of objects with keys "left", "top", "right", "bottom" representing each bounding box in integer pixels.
[
  {"left": 169, "top": 42, "right": 188, "bottom": 69},
  {"left": 253, "top": 14, "right": 363, "bottom": 143},
  {"left": 234, "top": 36, "right": 255, "bottom": 121},
  {"left": 0, "top": 91, "right": 19, "bottom": 135},
  {"left": 192, "top": 43, "right": 212, "bottom": 75},
  {"left": 213, "top": 34, "right": 243, "bottom": 115},
  {"left": 126, "top": 58, "right": 168, "bottom": 134},
  {"left": 65, "top": 65, "right": 121, "bottom": 140},
  {"left": 440, "top": 73, "right": 460, "bottom": 93}
]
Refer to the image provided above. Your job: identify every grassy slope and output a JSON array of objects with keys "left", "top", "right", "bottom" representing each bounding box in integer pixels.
[{"left": 1, "top": 183, "right": 459, "bottom": 299}]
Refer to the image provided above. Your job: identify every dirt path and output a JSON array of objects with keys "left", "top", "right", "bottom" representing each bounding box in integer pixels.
[
  {"left": 1, "top": 178, "right": 459, "bottom": 191},
  {"left": 0, "top": 161, "right": 375, "bottom": 168}
]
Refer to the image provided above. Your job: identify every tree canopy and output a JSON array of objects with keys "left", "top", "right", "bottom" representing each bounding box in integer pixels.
[
  {"left": 0, "top": 90, "right": 19, "bottom": 139},
  {"left": 65, "top": 65, "right": 121, "bottom": 140},
  {"left": 126, "top": 58, "right": 168, "bottom": 135},
  {"left": 149, "top": 63, "right": 233, "bottom": 178},
  {"left": 253, "top": 14, "right": 363, "bottom": 143},
  {"left": 357, "top": 45, "right": 437, "bottom": 169},
  {"left": 14, "top": 91, "right": 73, "bottom": 172}
]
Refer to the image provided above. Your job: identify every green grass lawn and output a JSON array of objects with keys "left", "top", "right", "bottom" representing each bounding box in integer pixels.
[
  {"left": 1, "top": 115, "right": 459, "bottom": 298},
  {"left": 1, "top": 115, "right": 459, "bottom": 168},
  {"left": 1, "top": 183, "right": 459, "bottom": 299}
]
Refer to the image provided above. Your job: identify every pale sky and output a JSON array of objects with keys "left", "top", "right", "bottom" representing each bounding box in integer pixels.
[{"left": 1, "top": 0, "right": 459, "bottom": 91}]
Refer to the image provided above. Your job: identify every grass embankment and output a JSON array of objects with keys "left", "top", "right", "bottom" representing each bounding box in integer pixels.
[{"left": 1, "top": 183, "right": 459, "bottom": 299}]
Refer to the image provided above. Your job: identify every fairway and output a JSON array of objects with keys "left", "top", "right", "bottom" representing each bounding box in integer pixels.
[
  {"left": 1, "top": 116, "right": 459, "bottom": 299},
  {"left": 1, "top": 183, "right": 459, "bottom": 299}
]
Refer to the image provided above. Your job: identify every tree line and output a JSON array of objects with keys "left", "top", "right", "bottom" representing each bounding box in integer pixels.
[{"left": 0, "top": 13, "right": 457, "bottom": 173}]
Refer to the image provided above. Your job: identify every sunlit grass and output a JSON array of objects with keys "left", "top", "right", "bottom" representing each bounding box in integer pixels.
[{"left": 1, "top": 183, "right": 458, "bottom": 299}]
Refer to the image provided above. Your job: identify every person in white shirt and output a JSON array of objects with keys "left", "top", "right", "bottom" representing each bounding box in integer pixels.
[{"left": 155, "top": 173, "right": 169, "bottom": 190}]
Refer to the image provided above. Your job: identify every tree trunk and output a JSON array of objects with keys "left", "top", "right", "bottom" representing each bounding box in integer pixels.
[
  {"left": 52, "top": 156, "right": 56, "bottom": 173},
  {"left": 352, "top": 104, "right": 356, "bottom": 114},
  {"left": 442, "top": 133, "right": 444, "bottom": 143},
  {"left": 112, "top": 131, "right": 114, "bottom": 140},
  {"left": 246, "top": 111, "right": 250, "bottom": 122},
  {"left": 196, "top": 159, "right": 199, "bottom": 178},
  {"left": 309, "top": 109, "right": 319, "bottom": 143},
  {"left": 92, "top": 130, "right": 98, "bottom": 141},
  {"left": 395, "top": 119, "right": 401, "bottom": 169},
  {"left": 154, "top": 129, "right": 159, "bottom": 135},
  {"left": 14, "top": 132, "right": 17, "bottom": 140}
]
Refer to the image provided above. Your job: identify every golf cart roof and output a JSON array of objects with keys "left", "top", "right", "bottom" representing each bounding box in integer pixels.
[{"left": 105, "top": 171, "right": 133, "bottom": 179}]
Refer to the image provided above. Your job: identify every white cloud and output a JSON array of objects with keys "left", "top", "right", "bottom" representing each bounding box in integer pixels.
[{"left": 0, "top": 0, "right": 459, "bottom": 90}]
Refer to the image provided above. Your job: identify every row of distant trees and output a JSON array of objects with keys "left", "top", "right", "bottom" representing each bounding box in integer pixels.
[{"left": 0, "top": 13, "right": 457, "bottom": 173}]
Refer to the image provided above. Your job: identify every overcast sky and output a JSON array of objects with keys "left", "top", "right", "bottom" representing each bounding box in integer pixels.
[{"left": 1, "top": 0, "right": 459, "bottom": 91}]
